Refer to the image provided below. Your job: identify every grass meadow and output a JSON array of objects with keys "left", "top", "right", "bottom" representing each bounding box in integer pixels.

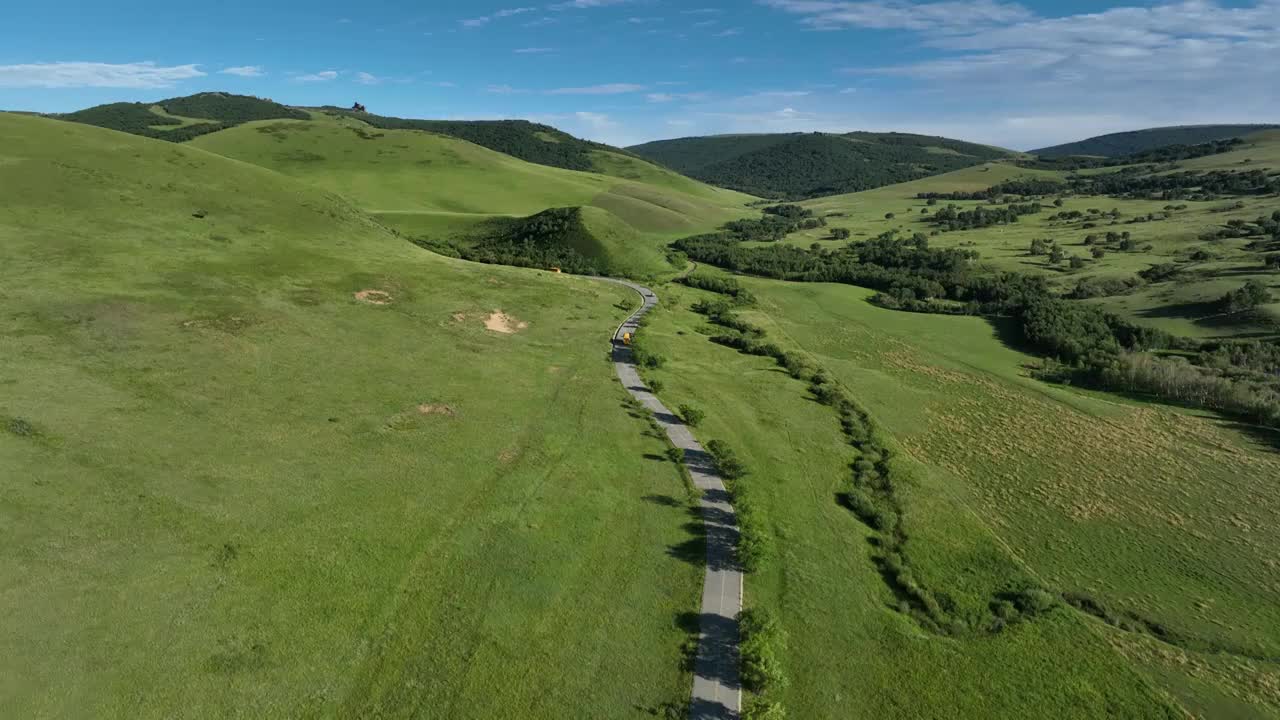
[
  {"left": 190, "top": 113, "right": 754, "bottom": 279},
  {"left": 0, "top": 112, "right": 704, "bottom": 718},
  {"left": 640, "top": 269, "right": 1280, "bottom": 718}
]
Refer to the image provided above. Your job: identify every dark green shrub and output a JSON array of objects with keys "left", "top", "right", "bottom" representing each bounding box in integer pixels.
[
  {"left": 678, "top": 404, "right": 706, "bottom": 427},
  {"left": 706, "top": 439, "right": 747, "bottom": 480},
  {"left": 739, "top": 608, "right": 789, "bottom": 694}
]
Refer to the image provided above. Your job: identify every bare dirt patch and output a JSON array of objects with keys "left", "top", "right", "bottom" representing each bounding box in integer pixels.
[
  {"left": 451, "top": 312, "right": 467, "bottom": 323},
  {"left": 484, "top": 311, "right": 528, "bottom": 334},
  {"left": 417, "top": 404, "right": 457, "bottom": 417},
  {"left": 354, "top": 290, "right": 393, "bottom": 305}
]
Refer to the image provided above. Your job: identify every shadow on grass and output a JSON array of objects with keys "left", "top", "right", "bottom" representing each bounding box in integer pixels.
[{"left": 1218, "top": 420, "right": 1280, "bottom": 453}]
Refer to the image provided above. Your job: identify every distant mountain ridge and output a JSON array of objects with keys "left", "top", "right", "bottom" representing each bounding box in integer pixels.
[
  {"left": 627, "top": 131, "right": 1015, "bottom": 200},
  {"left": 1032, "top": 124, "right": 1280, "bottom": 158}
]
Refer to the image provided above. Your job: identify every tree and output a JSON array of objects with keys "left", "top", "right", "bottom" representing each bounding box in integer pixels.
[
  {"left": 1084, "top": 234, "right": 1098, "bottom": 245},
  {"left": 1266, "top": 254, "right": 1280, "bottom": 269},
  {"left": 830, "top": 227, "right": 852, "bottom": 240},
  {"left": 1029, "top": 238, "right": 1051, "bottom": 256},
  {"left": 1091, "top": 247, "right": 1107, "bottom": 259},
  {"left": 1220, "top": 280, "right": 1273, "bottom": 314},
  {"left": 884, "top": 212, "right": 896, "bottom": 220},
  {"left": 1049, "top": 246, "right": 1066, "bottom": 265},
  {"left": 927, "top": 198, "right": 938, "bottom": 206},
  {"left": 1054, "top": 198, "right": 1065, "bottom": 207}
]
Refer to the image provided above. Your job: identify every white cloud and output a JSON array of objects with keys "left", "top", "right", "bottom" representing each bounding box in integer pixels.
[
  {"left": 0, "top": 61, "right": 205, "bottom": 89},
  {"left": 514, "top": 47, "right": 556, "bottom": 54},
  {"left": 715, "top": 27, "right": 744, "bottom": 36},
  {"left": 462, "top": 6, "right": 536, "bottom": 28},
  {"left": 295, "top": 70, "right": 339, "bottom": 82},
  {"left": 761, "top": 0, "right": 1034, "bottom": 31},
  {"left": 356, "top": 72, "right": 381, "bottom": 85},
  {"left": 220, "top": 65, "right": 264, "bottom": 77},
  {"left": 547, "top": 83, "right": 645, "bottom": 94},
  {"left": 486, "top": 84, "right": 529, "bottom": 94},
  {"left": 762, "top": 0, "right": 1280, "bottom": 147},
  {"left": 646, "top": 91, "right": 710, "bottom": 103},
  {"left": 550, "top": 0, "right": 635, "bottom": 9}
]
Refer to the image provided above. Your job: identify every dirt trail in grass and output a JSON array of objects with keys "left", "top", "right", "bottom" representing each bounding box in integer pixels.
[{"left": 596, "top": 277, "right": 743, "bottom": 720}]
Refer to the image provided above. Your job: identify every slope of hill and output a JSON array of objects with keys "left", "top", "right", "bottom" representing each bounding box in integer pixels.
[
  {"left": 0, "top": 111, "right": 703, "bottom": 717},
  {"left": 320, "top": 108, "right": 645, "bottom": 174},
  {"left": 59, "top": 92, "right": 307, "bottom": 141},
  {"left": 628, "top": 131, "right": 1015, "bottom": 199},
  {"left": 189, "top": 113, "right": 754, "bottom": 276},
  {"left": 1033, "top": 124, "right": 1280, "bottom": 158}
]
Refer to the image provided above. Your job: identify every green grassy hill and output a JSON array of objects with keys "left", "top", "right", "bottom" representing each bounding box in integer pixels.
[
  {"left": 628, "top": 131, "right": 1015, "bottom": 199},
  {"left": 639, "top": 272, "right": 1280, "bottom": 718},
  {"left": 188, "top": 113, "right": 753, "bottom": 276},
  {"left": 1033, "top": 124, "right": 1280, "bottom": 158},
  {"left": 785, "top": 141, "right": 1280, "bottom": 339},
  {"left": 60, "top": 92, "right": 308, "bottom": 142},
  {"left": 322, "top": 108, "right": 656, "bottom": 176},
  {"left": 0, "top": 112, "right": 704, "bottom": 718}
]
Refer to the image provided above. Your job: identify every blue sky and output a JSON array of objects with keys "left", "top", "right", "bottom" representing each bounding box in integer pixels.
[{"left": 2, "top": 0, "right": 1277, "bottom": 149}]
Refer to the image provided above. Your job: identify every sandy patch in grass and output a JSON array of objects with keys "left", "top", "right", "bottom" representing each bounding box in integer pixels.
[
  {"left": 354, "top": 290, "right": 392, "bottom": 305},
  {"left": 485, "top": 311, "right": 528, "bottom": 334},
  {"left": 417, "top": 404, "right": 456, "bottom": 417},
  {"left": 451, "top": 312, "right": 467, "bottom": 322}
]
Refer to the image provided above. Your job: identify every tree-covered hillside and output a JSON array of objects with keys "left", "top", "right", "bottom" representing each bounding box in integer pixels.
[
  {"left": 59, "top": 92, "right": 307, "bottom": 141},
  {"left": 628, "top": 131, "right": 1013, "bottom": 199},
  {"left": 1033, "top": 124, "right": 1280, "bottom": 158}
]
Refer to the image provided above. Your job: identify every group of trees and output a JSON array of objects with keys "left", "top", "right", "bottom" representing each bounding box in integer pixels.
[
  {"left": 926, "top": 202, "right": 1044, "bottom": 231},
  {"left": 674, "top": 221, "right": 1280, "bottom": 428},
  {"left": 435, "top": 207, "right": 604, "bottom": 275},
  {"left": 1069, "top": 168, "right": 1280, "bottom": 200},
  {"left": 1219, "top": 280, "right": 1274, "bottom": 314},
  {"left": 916, "top": 178, "right": 1066, "bottom": 202}
]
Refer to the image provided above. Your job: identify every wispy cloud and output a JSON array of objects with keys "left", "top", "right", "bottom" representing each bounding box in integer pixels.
[
  {"left": 550, "top": 0, "right": 636, "bottom": 9},
  {"left": 647, "top": 91, "right": 710, "bottom": 103},
  {"left": 486, "top": 84, "right": 530, "bottom": 94},
  {"left": 0, "top": 61, "right": 205, "bottom": 88},
  {"left": 295, "top": 70, "right": 339, "bottom": 82},
  {"left": 760, "top": 0, "right": 1035, "bottom": 31},
  {"left": 547, "top": 83, "right": 646, "bottom": 95},
  {"left": 462, "top": 6, "right": 536, "bottom": 28},
  {"left": 355, "top": 72, "right": 381, "bottom": 85},
  {"left": 514, "top": 47, "right": 556, "bottom": 54},
  {"left": 220, "top": 66, "right": 264, "bottom": 77},
  {"left": 715, "top": 27, "right": 744, "bottom": 37}
]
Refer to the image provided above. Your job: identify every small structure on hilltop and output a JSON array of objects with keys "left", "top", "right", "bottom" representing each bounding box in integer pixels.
[{"left": 351, "top": 102, "right": 367, "bottom": 113}]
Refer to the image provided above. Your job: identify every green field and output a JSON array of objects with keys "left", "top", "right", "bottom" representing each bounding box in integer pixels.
[
  {"left": 639, "top": 271, "right": 1280, "bottom": 718},
  {"left": 190, "top": 113, "right": 754, "bottom": 277},
  {"left": 787, "top": 135, "right": 1280, "bottom": 338},
  {"left": 0, "top": 113, "right": 705, "bottom": 718},
  {"left": 6, "top": 97, "right": 1280, "bottom": 720}
]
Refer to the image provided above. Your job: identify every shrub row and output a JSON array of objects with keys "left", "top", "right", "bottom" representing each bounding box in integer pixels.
[{"left": 738, "top": 607, "right": 789, "bottom": 717}]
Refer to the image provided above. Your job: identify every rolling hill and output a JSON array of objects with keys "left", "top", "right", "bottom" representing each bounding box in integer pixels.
[
  {"left": 0, "top": 110, "right": 705, "bottom": 717},
  {"left": 188, "top": 112, "right": 753, "bottom": 276},
  {"left": 1033, "top": 124, "right": 1280, "bottom": 158},
  {"left": 627, "top": 131, "right": 1016, "bottom": 199},
  {"left": 58, "top": 92, "right": 308, "bottom": 141}
]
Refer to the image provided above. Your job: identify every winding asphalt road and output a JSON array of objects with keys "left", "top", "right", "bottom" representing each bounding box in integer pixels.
[{"left": 598, "top": 277, "right": 743, "bottom": 720}]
